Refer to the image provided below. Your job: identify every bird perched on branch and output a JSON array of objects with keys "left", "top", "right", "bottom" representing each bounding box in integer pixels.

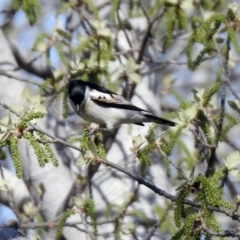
[{"left": 68, "top": 79, "right": 176, "bottom": 131}]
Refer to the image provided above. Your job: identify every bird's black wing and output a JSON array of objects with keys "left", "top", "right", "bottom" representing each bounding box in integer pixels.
[
  {"left": 89, "top": 88, "right": 146, "bottom": 112},
  {"left": 82, "top": 80, "right": 117, "bottom": 95},
  {"left": 91, "top": 98, "right": 146, "bottom": 111}
]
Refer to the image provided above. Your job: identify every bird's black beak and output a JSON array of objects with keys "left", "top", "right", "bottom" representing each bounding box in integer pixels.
[{"left": 76, "top": 104, "right": 80, "bottom": 114}]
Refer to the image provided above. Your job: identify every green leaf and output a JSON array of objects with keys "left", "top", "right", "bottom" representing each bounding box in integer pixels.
[
  {"left": 132, "top": 134, "right": 143, "bottom": 149},
  {"left": 122, "top": 221, "right": 134, "bottom": 235},
  {"left": 56, "top": 28, "right": 72, "bottom": 39},
  {"left": 224, "top": 151, "right": 240, "bottom": 170},
  {"left": 191, "top": 89, "right": 201, "bottom": 103},
  {"left": 202, "top": 81, "right": 220, "bottom": 106},
  {"left": 129, "top": 72, "right": 140, "bottom": 83},
  {"left": 125, "top": 58, "right": 141, "bottom": 72},
  {"left": 89, "top": 20, "right": 112, "bottom": 37},
  {"left": 53, "top": 69, "right": 64, "bottom": 81},
  {"left": 88, "top": 139, "right": 98, "bottom": 156},
  {"left": 21, "top": 87, "right": 46, "bottom": 114},
  {"left": 228, "top": 100, "right": 240, "bottom": 113},
  {"left": 224, "top": 151, "right": 240, "bottom": 168}
]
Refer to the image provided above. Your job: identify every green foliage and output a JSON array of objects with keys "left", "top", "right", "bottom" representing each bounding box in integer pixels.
[
  {"left": 228, "top": 99, "right": 240, "bottom": 114},
  {"left": 155, "top": 204, "right": 175, "bottom": 235},
  {"left": 187, "top": 7, "right": 240, "bottom": 70},
  {"left": 56, "top": 2, "right": 76, "bottom": 17},
  {"left": 223, "top": 151, "right": 240, "bottom": 177},
  {"left": 55, "top": 42, "right": 69, "bottom": 67},
  {"left": 38, "top": 78, "right": 52, "bottom": 95},
  {"left": 186, "top": 14, "right": 224, "bottom": 70},
  {"left": 83, "top": 198, "right": 98, "bottom": 239},
  {"left": 23, "top": 132, "right": 58, "bottom": 167},
  {"left": 174, "top": 186, "right": 188, "bottom": 228},
  {"left": 94, "top": 134, "right": 106, "bottom": 158},
  {"left": 201, "top": 0, "right": 214, "bottom": 10},
  {"left": 9, "top": 138, "right": 22, "bottom": 178},
  {"left": 198, "top": 189, "right": 222, "bottom": 235},
  {"left": 191, "top": 17, "right": 204, "bottom": 29},
  {"left": 164, "top": 7, "right": 176, "bottom": 49},
  {"left": 78, "top": 129, "right": 106, "bottom": 160},
  {"left": 172, "top": 213, "right": 199, "bottom": 239},
  {"left": 121, "top": 58, "right": 141, "bottom": 83},
  {"left": 131, "top": 209, "right": 151, "bottom": 225},
  {"left": 0, "top": 148, "right": 6, "bottom": 160},
  {"left": 149, "top": 1, "right": 164, "bottom": 16},
  {"left": 80, "top": 130, "right": 91, "bottom": 152},
  {"left": 160, "top": 126, "right": 182, "bottom": 176},
  {"left": 62, "top": 86, "right": 69, "bottom": 119},
  {"left": 172, "top": 167, "right": 234, "bottom": 238},
  {"left": 18, "top": 112, "right": 44, "bottom": 129},
  {"left": 197, "top": 175, "right": 234, "bottom": 210},
  {"left": 73, "top": 19, "right": 113, "bottom": 81},
  {"left": 104, "top": 203, "right": 119, "bottom": 218},
  {"left": 196, "top": 110, "right": 214, "bottom": 145},
  {"left": 162, "top": 111, "right": 179, "bottom": 120},
  {"left": 205, "top": 233, "right": 212, "bottom": 240},
  {"left": 202, "top": 81, "right": 220, "bottom": 106},
  {"left": 12, "top": 0, "right": 40, "bottom": 25},
  {"left": 73, "top": 36, "right": 95, "bottom": 54},
  {"left": 36, "top": 132, "right": 59, "bottom": 167},
  {"left": 137, "top": 125, "right": 157, "bottom": 177},
  {"left": 179, "top": 101, "right": 193, "bottom": 110},
  {"left": 219, "top": 113, "right": 238, "bottom": 141},
  {"left": 176, "top": 7, "right": 187, "bottom": 31},
  {"left": 23, "top": 132, "right": 48, "bottom": 167},
  {"left": 111, "top": 0, "right": 120, "bottom": 22},
  {"left": 77, "top": 130, "right": 106, "bottom": 168},
  {"left": 163, "top": 4, "right": 187, "bottom": 49},
  {"left": 187, "top": 83, "right": 221, "bottom": 156},
  {"left": 32, "top": 33, "right": 51, "bottom": 51},
  {"left": 114, "top": 218, "right": 121, "bottom": 240},
  {"left": 138, "top": 151, "right": 152, "bottom": 178},
  {"left": 176, "top": 139, "right": 195, "bottom": 170},
  {"left": 56, "top": 209, "right": 74, "bottom": 239},
  {"left": 83, "top": 0, "right": 99, "bottom": 19},
  {"left": 161, "top": 126, "right": 182, "bottom": 156},
  {"left": 227, "top": 27, "right": 240, "bottom": 53}
]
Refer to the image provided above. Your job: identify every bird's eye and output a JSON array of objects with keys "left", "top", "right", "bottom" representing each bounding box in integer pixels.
[{"left": 98, "top": 96, "right": 101, "bottom": 99}]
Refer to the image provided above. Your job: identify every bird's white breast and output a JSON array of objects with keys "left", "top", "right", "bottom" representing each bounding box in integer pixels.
[{"left": 79, "top": 97, "right": 142, "bottom": 129}]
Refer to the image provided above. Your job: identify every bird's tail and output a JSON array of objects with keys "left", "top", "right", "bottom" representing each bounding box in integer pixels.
[{"left": 144, "top": 114, "right": 176, "bottom": 127}]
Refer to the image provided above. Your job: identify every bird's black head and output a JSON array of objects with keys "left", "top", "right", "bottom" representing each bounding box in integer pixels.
[{"left": 68, "top": 80, "right": 87, "bottom": 107}]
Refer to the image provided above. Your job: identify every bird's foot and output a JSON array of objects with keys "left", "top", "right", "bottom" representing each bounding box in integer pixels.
[
  {"left": 86, "top": 123, "right": 99, "bottom": 137},
  {"left": 86, "top": 123, "right": 112, "bottom": 137}
]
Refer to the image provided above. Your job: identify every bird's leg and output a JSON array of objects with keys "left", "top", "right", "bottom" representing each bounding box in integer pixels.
[
  {"left": 86, "top": 123, "right": 113, "bottom": 136},
  {"left": 86, "top": 123, "right": 100, "bottom": 136}
]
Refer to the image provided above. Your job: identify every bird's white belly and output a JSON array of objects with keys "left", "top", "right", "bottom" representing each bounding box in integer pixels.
[
  {"left": 79, "top": 99, "right": 138, "bottom": 128},
  {"left": 79, "top": 99, "right": 147, "bottom": 129}
]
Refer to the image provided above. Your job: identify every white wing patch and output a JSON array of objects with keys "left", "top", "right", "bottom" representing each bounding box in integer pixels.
[
  {"left": 90, "top": 89, "right": 113, "bottom": 100},
  {"left": 89, "top": 89, "right": 133, "bottom": 105}
]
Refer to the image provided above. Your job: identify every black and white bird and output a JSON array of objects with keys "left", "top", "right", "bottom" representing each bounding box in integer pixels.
[{"left": 68, "top": 80, "right": 176, "bottom": 130}]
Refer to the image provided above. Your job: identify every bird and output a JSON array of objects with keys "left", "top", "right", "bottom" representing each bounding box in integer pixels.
[{"left": 68, "top": 79, "right": 176, "bottom": 131}]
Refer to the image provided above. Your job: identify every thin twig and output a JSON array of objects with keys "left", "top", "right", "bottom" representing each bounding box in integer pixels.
[
  {"left": 0, "top": 71, "right": 41, "bottom": 86},
  {"left": 116, "top": 9, "right": 133, "bottom": 55},
  {"left": 205, "top": 36, "right": 228, "bottom": 177}
]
